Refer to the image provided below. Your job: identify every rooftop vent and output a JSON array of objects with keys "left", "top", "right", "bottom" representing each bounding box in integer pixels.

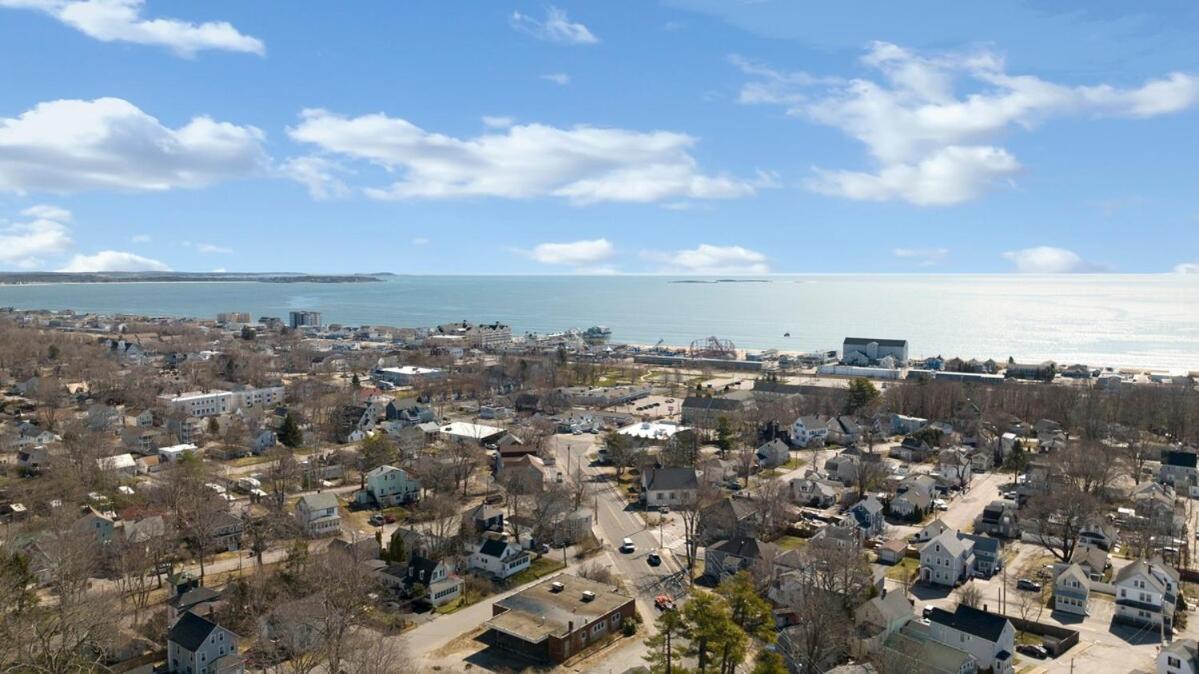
[
  {"left": 581, "top": 590, "right": 596, "bottom": 602},
  {"left": 550, "top": 581, "right": 565, "bottom": 593}
]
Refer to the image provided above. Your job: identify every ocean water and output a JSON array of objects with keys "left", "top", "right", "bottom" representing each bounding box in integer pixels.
[{"left": 0, "top": 275, "right": 1196, "bottom": 371}]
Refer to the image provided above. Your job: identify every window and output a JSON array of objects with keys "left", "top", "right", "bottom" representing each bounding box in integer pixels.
[{"left": 1168, "top": 656, "right": 1181, "bottom": 667}]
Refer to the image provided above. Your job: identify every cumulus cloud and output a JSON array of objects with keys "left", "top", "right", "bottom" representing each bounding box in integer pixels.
[
  {"left": 0, "top": 0, "right": 263, "bottom": 56},
  {"left": 278, "top": 156, "right": 349, "bottom": 200},
  {"left": 58, "top": 250, "right": 169, "bottom": 272},
  {"left": 1002, "top": 246, "right": 1105, "bottom": 273},
  {"left": 287, "top": 109, "right": 759, "bottom": 204},
  {"left": 510, "top": 6, "right": 597, "bottom": 45},
  {"left": 644, "top": 244, "right": 770, "bottom": 274},
  {"left": 0, "top": 206, "right": 74, "bottom": 268},
  {"left": 482, "top": 116, "right": 515, "bottom": 129},
  {"left": 1173, "top": 263, "right": 1199, "bottom": 274},
  {"left": 893, "top": 246, "right": 949, "bottom": 266},
  {"left": 541, "top": 73, "right": 571, "bottom": 85},
  {"left": 521, "top": 239, "right": 615, "bottom": 267},
  {"left": 736, "top": 42, "right": 1199, "bottom": 205},
  {"left": 0, "top": 97, "right": 267, "bottom": 194}
]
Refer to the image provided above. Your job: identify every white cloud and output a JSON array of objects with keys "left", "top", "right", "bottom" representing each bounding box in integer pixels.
[
  {"left": 482, "top": 116, "right": 515, "bottom": 129},
  {"left": 58, "top": 249, "right": 169, "bottom": 272},
  {"left": 131, "top": 234, "right": 150, "bottom": 243},
  {"left": 0, "top": 0, "right": 263, "bottom": 56},
  {"left": 287, "top": 109, "right": 759, "bottom": 204},
  {"left": 893, "top": 246, "right": 949, "bottom": 266},
  {"left": 196, "top": 243, "right": 232, "bottom": 254},
  {"left": 0, "top": 97, "right": 266, "bottom": 193},
  {"left": 279, "top": 156, "right": 349, "bottom": 200},
  {"left": 541, "top": 73, "right": 571, "bottom": 86},
  {"left": 0, "top": 206, "right": 73, "bottom": 268},
  {"left": 1173, "top": 263, "right": 1199, "bottom": 274},
  {"left": 510, "top": 6, "right": 597, "bottom": 45},
  {"left": 211, "top": 267, "right": 226, "bottom": 273},
  {"left": 523, "top": 239, "right": 614, "bottom": 267},
  {"left": 1002, "top": 246, "right": 1104, "bottom": 273},
  {"left": 411, "top": 237, "right": 429, "bottom": 246},
  {"left": 643, "top": 244, "right": 770, "bottom": 274},
  {"left": 737, "top": 42, "right": 1199, "bottom": 205}
]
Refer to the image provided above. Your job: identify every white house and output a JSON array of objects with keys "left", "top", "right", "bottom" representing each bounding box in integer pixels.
[
  {"left": 161, "top": 386, "right": 284, "bottom": 418},
  {"left": 1158, "top": 639, "right": 1199, "bottom": 674},
  {"left": 641, "top": 468, "right": 699, "bottom": 507},
  {"left": 920, "top": 530, "right": 975, "bottom": 587},
  {"left": 756, "top": 438, "right": 791, "bottom": 469},
  {"left": 790, "top": 416, "right": 828, "bottom": 448},
  {"left": 1114, "top": 559, "right": 1180, "bottom": 633},
  {"left": 1054, "top": 563, "right": 1090, "bottom": 616},
  {"left": 468, "top": 538, "right": 530, "bottom": 580},
  {"left": 295, "top": 492, "right": 341, "bottom": 538},
  {"left": 374, "top": 366, "right": 445, "bottom": 387},
  {"left": 925, "top": 605, "right": 1014, "bottom": 674},
  {"left": 96, "top": 453, "right": 137, "bottom": 477},
  {"left": 158, "top": 443, "right": 199, "bottom": 463},
  {"left": 360, "top": 465, "right": 421, "bottom": 507}
]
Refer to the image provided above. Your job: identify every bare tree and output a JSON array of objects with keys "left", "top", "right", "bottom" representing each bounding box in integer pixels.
[
  {"left": 956, "top": 582, "right": 982, "bottom": 609},
  {"left": 678, "top": 482, "right": 722, "bottom": 580}
]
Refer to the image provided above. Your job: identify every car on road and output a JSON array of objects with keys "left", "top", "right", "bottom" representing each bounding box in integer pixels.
[
  {"left": 1017, "top": 644, "right": 1048, "bottom": 659},
  {"left": 368, "top": 514, "right": 385, "bottom": 526},
  {"left": 384, "top": 514, "right": 397, "bottom": 524},
  {"left": 921, "top": 605, "right": 934, "bottom": 619},
  {"left": 654, "top": 595, "right": 675, "bottom": 611},
  {"left": 647, "top": 552, "right": 662, "bottom": 566},
  {"left": 1016, "top": 578, "right": 1042, "bottom": 592},
  {"left": 620, "top": 537, "right": 635, "bottom": 553},
  {"left": 538, "top": 543, "right": 551, "bottom": 554}
]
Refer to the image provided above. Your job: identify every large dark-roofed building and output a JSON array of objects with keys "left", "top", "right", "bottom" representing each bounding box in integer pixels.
[{"left": 483, "top": 574, "right": 635, "bottom": 663}]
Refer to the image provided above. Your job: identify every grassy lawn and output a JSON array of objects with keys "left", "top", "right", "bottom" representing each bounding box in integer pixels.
[
  {"left": 227, "top": 455, "right": 274, "bottom": 468},
  {"left": 508, "top": 557, "right": 567, "bottom": 586},
  {"left": 1015, "top": 631, "right": 1043, "bottom": 646},
  {"left": 781, "top": 456, "right": 806, "bottom": 470},
  {"left": 773, "top": 535, "right": 809, "bottom": 551},
  {"left": 885, "top": 557, "right": 920, "bottom": 582}
]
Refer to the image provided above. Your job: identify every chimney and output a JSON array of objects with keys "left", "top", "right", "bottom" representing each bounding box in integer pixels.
[
  {"left": 983, "top": 604, "right": 988, "bottom": 612},
  {"left": 568, "top": 620, "right": 573, "bottom": 633}
]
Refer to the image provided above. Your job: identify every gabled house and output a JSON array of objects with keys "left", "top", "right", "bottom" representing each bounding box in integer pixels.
[
  {"left": 167, "top": 611, "right": 243, "bottom": 674},
  {"left": 973, "top": 500, "right": 1019, "bottom": 538},
  {"left": 357, "top": 465, "right": 421, "bottom": 507},
  {"left": 788, "top": 476, "right": 845, "bottom": 508},
  {"left": 756, "top": 438, "right": 791, "bottom": 469},
  {"left": 468, "top": 537, "right": 530, "bottom": 580},
  {"left": 699, "top": 496, "right": 760, "bottom": 544},
  {"left": 891, "top": 475, "right": 935, "bottom": 520},
  {"left": 1114, "top": 559, "right": 1179, "bottom": 633},
  {"left": 913, "top": 519, "right": 950, "bottom": 544},
  {"left": 1158, "top": 638, "right": 1199, "bottom": 674},
  {"left": 826, "top": 416, "right": 862, "bottom": 446},
  {"left": 925, "top": 605, "right": 1014, "bottom": 674},
  {"left": 919, "top": 531, "right": 975, "bottom": 587},
  {"left": 640, "top": 467, "right": 699, "bottom": 507},
  {"left": 958, "top": 533, "right": 1001, "bottom": 577},
  {"left": 790, "top": 415, "right": 829, "bottom": 448},
  {"left": 853, "top": 589, "right": 914, "bottom": 657},
  {"left": 1161, "top": 450, "right": 1199, "bottom": 491},
  {"left": 401, "top": 555, "right": 463, "bottom": 607},
  {"left": 464, "top": 503, "right": 504, "bottom": 532},
  {"left": 824, "top": 453, "right": 861, "bottom": 486},
  {"left": 847, "top": 496, "right": 885, "bottom": 538},
  {"left": 1070, "top": 544, "right": 1109, "bottom": 580},
  {"left": 703, "top": 536, "right": 778, "bottom": 582},
  {"left": 1054, "top": 563, "right": 1090, "bottom": 616},
  {"left": 295, "top": 492, "right": 341, "bottom": 538}
]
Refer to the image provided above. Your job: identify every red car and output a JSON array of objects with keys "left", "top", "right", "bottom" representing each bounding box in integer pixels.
[
  {"left": 655, "top": 595, "right": 676, "bottom": 611},
  {"left": 384, "top": 514, "right": 397, "bottom": 524}
]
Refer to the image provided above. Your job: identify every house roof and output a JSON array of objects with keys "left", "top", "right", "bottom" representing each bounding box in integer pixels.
[
  {"left": 478, "top": 538, "right": 515, "bottom": 558},
  {"left": 682, "top": 396, "right": 744, "bottom": 411},
  {"left": 844, "top": 337, "right": 908, "bottom": 348},
  {"left": 298, "top": 492, "right": 338, "bottom": 511},
  {"left": 927, "top": 604, "right": 1009, "bottom": 643},
  {"left": 168, "top": 586, "right": 220, "bottom": 611},
  {"left": 643, "top": 467, "right": 698, "bottom": 492},
  {"left": 710, "top": 536, "right": 775, "bottom": 560},
  {"left": 1162, "top": 639, "right": 1199, "bottom": 666},
  {"left": 1166, "top": 450, "right": 1198, "bottom": 469},
  {"left": 958, "top": 532, "right": 1000, "bottom": 555},
  {"left": 167, "top": 611, "right": 221, "bottom": 652},
  {"left": 1056, "top": 563, "right": 1090, "bottom": 588},
  {"left": 919, "top": 519, "right": 950, "bottom": 538},
  {"left": 858, "top": 589, "right": 914, "bottom": 627},
  {"left": 922, "top": 530, "right": 972, "bottom": 558},
  {"left": 486, "top": 574, "right": 633, "bottom": 643}
]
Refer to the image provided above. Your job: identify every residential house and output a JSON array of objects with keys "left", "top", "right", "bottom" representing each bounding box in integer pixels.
[
  {"left": 1114, "top": 559, "right": 1180, "bottom": 633},
  {"left": 402, "top": 555, "right": 463, "bottom": 607},
  {"left": 974, "top": 500, "right": 1019, "bottom": 538},
  {"left": 876, "top": 540, "right": 908, "bottom": 565},
  {"left": 1079, "top": 522, "right": 1119, "bottom": 552},
  {"left": 789, "top": 475, "right": 845, "bottom": 508},
  {"left": 827, "top": 416, "right": 863, "bottom": 446},
  {"left": 166, "top": 612, "right": 243, "bottom": 674},
  {"left": 919, "top": 531, "right": 975, "bottom": 587},
  {"left": 468, "top": 537, "right": 531, "bottom": 580},
  {"left": 212, "top": 513, "right": 244, "bottom": 552},
  {"left": 294, "top": 493, "right": 341, "bottom": 538},
  {"left": 756, "top": 438, "right": 791, "bottom": 469},
  {"left": 925, "top": 605, "right": 1015, "bottom": 674},
  {"left": 504, "top": 454, "right": 554, "bottom": 492},
  {"left": 358, "top": 465, "right": 421, "bottom": 507},
  {"left": 1054, "top": 564, "right": 1090, "bottom": 616},
  {"left": 958, "top": 533, "right": 1001, "bottom": 576},
  {"left": 1161, "top": 450, "right": 1199, "bottom": 491},
  {"left": 681, "top": 396, "right": 749, "bottom": 428},
  {"left": 1158, "top": 639, "right": 1199, "bottom": 674},
  {"left": 853, "top": 589, "right": 914, "bottom": 657},
  {"left": 1005, "top": 361, "right": 1056, "bottom": 381},
  {"left": 1070, "top": 544, "right": 1109, "bottom": 580},
  {"left": 880, "top": 621, "right": 979, "bottom": 674},
  {"left": 483, "top": 574, "right": 635, "bottom": 664},
  {"left": 936, "top": 450, "right": 973, "bottom": 488},
  {"left": 698, "top": 496, "right": 760, "bottom": 544},
  {"left": 824, "top": 452, "right": 861, "bottom": 486},
  {"left": 75, "top": 507, "right": 117, "bottom": 545},
  {"left": 790, "top": 415, "right": 829, "bottom": 448},
  {"left": 847, "top": 496, "right": 885, "bottom": 538},
  {"left": 891, "top": 475, "right": 936, "bottom": 520},
  {"left": 703, "top": 536, "right": 778, "bottom": 582},
  {"left": 843, "top": 338, "right": 909, "bottom": 366},
  {"left": 640, "top": 467, "right": 699, "bottom": 507},
  {"left": 913, "top": 519, "right": 951, "bottom": 544},
  {"left": 96, "top": 452, "right": 137, "bottom": 478},
  {"left": 16, "top": 446, "right": 50, "bottom": 472},
  {"left": 464, "top": 503, "right": 504, "bottom": 532},
  {"left": 969, "top": 451, "right": 992, "bottom": 472},
  {"left": 891, "top": 414, "right": 928, "bottom": 436},
  {"left": 167, "top": 582, "right": 222, "bottom": 624}
]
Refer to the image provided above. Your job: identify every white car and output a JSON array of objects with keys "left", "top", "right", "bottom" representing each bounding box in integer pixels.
[{"left": 620, "top": 537, "right": 635, "bottom": 553}]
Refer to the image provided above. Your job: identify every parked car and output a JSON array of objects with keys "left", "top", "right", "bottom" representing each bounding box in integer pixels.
[
  {"left": 647, "top": 552, "right": 662, "bottom": 566},
  {"left": 368, "top": 514, "right": 386, "bottom": 526},
  {"left": 922, "top": 605, "right": 934, "bottom": 619},
  {"left": 654, "top": 595, "right": 675, "bottom": 611},
  {"left": 1016, "top": 578, "right": 1042, "bottom": 592},
  {"left": 384, "top": 514, "right": 397, "bottom": 524},
  {"left": 620, "top": 537, "right": 635, "bottom": 553},
  {"left": 1017, "top": 644, "right": 1048, "bottom": 659}
]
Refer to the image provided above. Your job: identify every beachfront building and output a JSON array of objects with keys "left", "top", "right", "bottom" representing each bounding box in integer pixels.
[
  {"left": 843, "top": 337, "right": 909, "bottom": 366},
  {"left": 159, "top": 386, "right": 284, "bottom": 418},
  {"left": 374, "top": 365, "right": 446, "bottom": 387},
  {"left": 289, "top": 310, "right": 322, "bottom": 329}
]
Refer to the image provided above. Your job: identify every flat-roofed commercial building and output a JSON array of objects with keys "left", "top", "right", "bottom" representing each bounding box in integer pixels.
[{"left": 483, "top": 574, "right": 635, "bottom": 663}]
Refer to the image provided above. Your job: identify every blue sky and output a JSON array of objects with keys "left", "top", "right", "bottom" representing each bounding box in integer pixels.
[{"left": 0, "top": 0, "right": 1197, "bottom": 274}]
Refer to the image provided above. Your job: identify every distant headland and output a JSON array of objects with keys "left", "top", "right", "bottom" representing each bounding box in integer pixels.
[{"left": 0, "top": 272, "right": 386, "bottom": 285}]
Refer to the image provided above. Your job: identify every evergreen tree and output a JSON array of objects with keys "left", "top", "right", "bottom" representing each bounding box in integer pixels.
[
  {"left": 750, "top": 651, "right": 787, "bottom": 674},
  {"left": 715, "top": 415, "right": 736, "bottom": 458},
  {"left": 279, "top": 412, "right": 302, "bottom": 448},
  {"left": 845, "top": 377, "right": 880, "bottom": 414},
  {"left": 716, "top": 572, "right": 775, "bottom": 643},
  {"left": 644, "top": 608, "right": 689, "bottom": 674}
]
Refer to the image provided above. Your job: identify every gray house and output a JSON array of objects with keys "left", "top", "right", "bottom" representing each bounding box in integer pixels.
[
  {"left": 703, "top": 536, "right": 778, "bottom": 582},
  {"left": 167, "top": 612, "right": 243, "bottom": 674}
]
